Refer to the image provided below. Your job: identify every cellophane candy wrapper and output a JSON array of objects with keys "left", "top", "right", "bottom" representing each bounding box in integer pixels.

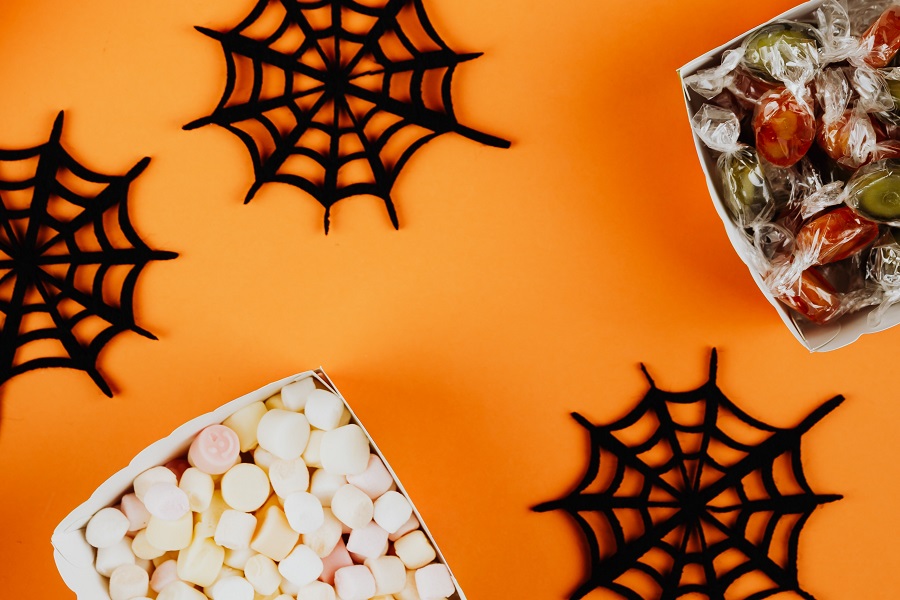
[
  {"left": 51, "top": 369, "right": 467, "bottom": 600},
  {"left": 681, "top": 0, "right": 900, "bottom": 350}
]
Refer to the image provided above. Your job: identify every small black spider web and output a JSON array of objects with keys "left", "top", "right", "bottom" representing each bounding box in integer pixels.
[
  {"left": 184, "top": 0, "right": 511, "bottom": 233},
  {"left": 534, "top": 350, "right": 843, "bottom": 600},
  {"left": 0, "top": 112, "right": 177, "bottom": 397}
]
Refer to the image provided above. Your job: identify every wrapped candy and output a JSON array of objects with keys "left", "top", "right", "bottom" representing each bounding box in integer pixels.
[
  {"left": 862, "top": 4, "right": 900, "bottom": 67},
  {"left": 844, "top": 158, "right": 900, "bottom": 223},
  {"left": 691, "top": 104, "right": 775, "bottom": 226},
  {"left": 867, "top": 230, "right": 900, "bottom": 324},
  {"left": 816, "top": 68, "right": 881, "bottom": 168},
  {"left": 775, "top": 267, "right": 843, "bottom": 324},
  {"left": 794, "top": 206, "right": 880, "bottom": 264},
  {"left": 742, "top": 21, "right": 822, "bottom": 82}
]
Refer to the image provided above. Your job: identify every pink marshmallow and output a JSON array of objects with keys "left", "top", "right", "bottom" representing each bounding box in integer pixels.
[
  {"left": 120, "top": 493, "right": 151, "bottom": 532},
  {"left": 346, "top": 522, "right": 388, "bottom": 561},
  {"left": 415, "top": 564, "right": 455, "bottom": 600},
  {"left": 388, "top": 513, "right": 420, "bottom": 542},
  {"left": 318, "top": 538, "right": 353, "bottom": 585},
  {"left": 346, "top": 456, "right": 393, "bottom": 499},
  {"left": 334, "top": 565, "right": 376, "bottom": 600},
  {"left": 188, "top": 424, "right": 240, "bottom": 475},
  {"left": 143, "top": 483, "right": 190, "bottom": 521},
  {"left": 149, "top": 559, "right": 179, "bottom": 593}
]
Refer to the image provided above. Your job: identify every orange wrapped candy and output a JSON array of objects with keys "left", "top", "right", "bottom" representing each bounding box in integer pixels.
[
  {"left": 795, "top": 206, "right": 880, "bottom": 265},
  {"left": 754, "top": 87, "right": 815, "bottom": 167},
  {"left": 863, "top": 5, "right": 900, "bottom": 68},
  {"left": 776, "top": 268, "right": 841, "bottom": 324}
]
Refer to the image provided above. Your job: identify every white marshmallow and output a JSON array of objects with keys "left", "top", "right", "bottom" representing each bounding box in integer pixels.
[
  {"left": 304, "top": 389, "right": 345, "bottom": 431},
  {"left": 209, "top": 576, "right": 254, "bottom": 600},
  {"left": 253, "top": 446, "right": 278, "bottom": 473},
  {"left": 320, "top": 426, "right": 370, "bottom": 476},
  {"left": 214, "top": 510, "right": 258, "bottom": 550},
  {"left": 296, "top": 581, "right": 336, "bottom": 600},
  {"left": 222, "top": 401, "right": 268, "bottom": 452},
  {"left": 331, "top": 484, "right": 374, "bottom": 530},
  {"left": 243, "top": 553, "right": 282, "bottom": 595},
  {"left": 278, "top": 544, "right": 323, "bottom": 587},
  {"left": 109, "top": 563, "right": 150, "bottom": 600},
  {"left": 176, "top": 536, "right": 225, "bottom": 587},
  {"left": 302, "top": 508, "right": 344, "bottom": 558},
  {"left": 373, "top": 491, "right": 413, "bottom": 534},
  {"left": 179, "top": 468, "right": 214, "bottom": 512},
  {"left": 132, "top": 529, "right": 166, "bottom": 560},
  {"left": 157, "top": 580, "right": 207, "bottom": 600},
  {"left": 194, "top": 490, "right": 228, "bottom": 540},
  {"left": 309, "top": 469, "right": 346, "bottom": 506},
  {"left": 150, "top": 559, "right": 179, "bottom": 593},
  {"left": 303, "top": 430, "right": 326, "bottom": 469},
  {"left": 389, "top": 514, "right": 420, "bottom": 542},
  {"left": 121, "top": 493, "right": 152, "bottom": 532},
  {"left": 394, "top": 531, "right": 436, "bottom": 569},
  {"left": 347, "top": 521, "right": 389, "bottom": 560},
  {"left": 279, "top": 577, "right": 301, "bottom": 595},
  {"left": 334, "top": 565, "right": 377, "bottom": 600},
  {"left": 265, "top": 392, "right": 287, "bottom": 410},
  {"left": 146, "top": 512, "right": 193, "bottom": 551},
  {"left": 415, "top": 564, "right": 454, "bottom": 600},
  {"left": 269, "top": 457, "right": 310, "bottom": 498},
  {"left": 96, "top": 537, "right": 136, "bottom": 577},
  {"left": 221, "top": 463, "right": 270, "bottom": 512},
  {"left": 346, "top": 456, "right": 394, "bottom": 500},
  {"left": 249, "top": 505, "right": 299, "bottom": 561},
  {"left": 396, "top": 569, "right": 421, "bottom": 600},
  {"left": 86, "top": 507, "right": 130, "bottom": 549},
  {"left": 257, "top": 409, "right": 310, "bottom": 460},
  {"left": 365, "top": 556, "right": 406, "bottom": 596},
  {"left": 284, "top": 491, "right": 325, "bottom": 534},
  {"left": 222, "top": 547, "right": 255, "bottom": 570},
  {"left": 281, "top": 377, "right": 317, "bottom": 411},
  {"left": 133, "top": 466, "right": 177, "bottom": 502}
]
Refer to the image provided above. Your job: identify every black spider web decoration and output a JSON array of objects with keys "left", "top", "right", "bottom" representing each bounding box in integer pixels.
[
  {"left": 0, "top": 112, "right": 177, "bottom": 397},
  {"left": 185, "top": 0, "right": 510, "bottom": 233},
  {"left": 534, "top": 350, "right": 842, "bottom": 600}
]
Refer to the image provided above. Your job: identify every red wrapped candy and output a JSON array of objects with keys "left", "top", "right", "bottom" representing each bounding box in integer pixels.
[
  {"left": 863, "top": 5, "right": 900, "bottom": 68},
  {"left": 795, "top": 206, "right": 880, "bottom": 265},
  {"left": 776, "top": 268, "right": 841, "bottom": 324},
  {"left": 754, "top": 87, "right": 816, "bottom": 167}
]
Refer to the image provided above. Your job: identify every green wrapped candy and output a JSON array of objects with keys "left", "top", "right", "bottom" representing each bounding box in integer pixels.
[
  {"left": 846, "top": 160, "right": 900, "bottom": 223},
  {"left": 719, "top": 147, "right": 773, "bottom": 225},
  {"left": 743, "top": 22, "right": 820, "bottom": 82},
  {"left": 875, "top": 77, "right": 900, "bottom": 126}
]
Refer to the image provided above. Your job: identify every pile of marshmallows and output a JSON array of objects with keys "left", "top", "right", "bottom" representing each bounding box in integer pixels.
[{"left": 83, "top": 377, "right": 456, "bottom": 600}]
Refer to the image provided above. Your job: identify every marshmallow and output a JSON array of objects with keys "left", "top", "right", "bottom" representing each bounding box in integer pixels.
[
  {"left": 222, "top": 402, "right": 268, "bottom": 452},
  {"left": 208, "top": 576, "right": 254, "bottom": 600},
  {"left": 309, "top": 469, "right": 347, "bottom": 506},
  {"left": 284, "top": 492, "right": 325, "bottom": 534},
  {"left": 121, "top": 493, "right": 152, "bottom": 532},
  {"left": 250, "top": 505, "right": 299, "bottom": 561},
  {"left": 389, "top": 514, "right": 420, "bottom": 542},
  {"left": 415, "top": 564, "right": 454, "bottom": 600},
  {"left": 303, "top": 430, "right": 326, "bottom": 469},
  {"left": 157, "top": 581, "right": 208, "bottom": 600},
  {"left": 346, "top": 456, "right": 394, "bottom": 500},
  {"left": 144, "top": 483, "right": 191, "bottom": 521},
  {"left": 132, "top": 529, "right": 166, "bottom": 560},
  {"left": 86, "top": 507, "right": 130, "bottom": 548},
  {"left": 347, "top": 521, "right": 389, "bottom": 560},
  {"left": 222, "top": 547, "right": 255, "bottom": 570},
  {"left": 334, "top": 565, "right": 377, "bottom": 600},
  {"left": 366, "top": 556, "right": 406, "bottom": 596},
  {"left": 396, "top": 570, "right": 421, "bottom": 600},
  {"left": 320, "top": 426, "right": 370, "bottom": 476},
  {"left": 269, "top": 457, "right": 310, "bottom": 498},
  {"left": 278, "top": 544, "right": 324, "bottom": 587},
  {"left": 302, "top": 508, "right": 343, "bottom": 558},
  {"left": 281, "top": 377, "right": 316, "bottom": 411},
  {"left": 280, "top": 577, "right": 301, "bottom": 595},
  {"left": 394, "top": 531, "right": 436, "bottom": 570},
  {"left": 214, "top": 510, "right": 258, "bottom": 550},
  {"left": 253, "top": 446, "right": 278, "bottom": 473},
  {"left": 373, "top": 491, "right": 413, "bottom": 534},
  {"left": 338, "top": 408, "right": 352, "bottom": 427},
  {"left": 265, "top": 392, "right": 287, "bottom": 411},
  {"left": 146, "top": 512, "right": 193, "bottom": 551},
  {"left": 304, "top": 389, "right": 345, "bottom": 431},
  {"left": 296, "top": 581, "right": 337, "bottom": 600},
  {"left": 221, "top": 463, "right": 270, "bottom": 512},
  {"left": 243, "top": 553, "right": 282, "bottom": 595},
  {"left": 176, "top": 536, "right": 225, "bottom": 587},
  {"left": 150, "top": 559, "right": 179, "bottom": 593},
  {"left": 96, "top": 537, "right": 136, "bottom": 577},
  {"left": 189, "top": 425, "right": 241, "bottom": 475},
  {"left": 319, "top": 539, "right": 353, "bottom": 585},
  {"left": 109, "top": 563, "right": 150, "bottom": 600},
  {"left": 134, "top": 467, "right": 177, "bottom": 502},
  {"left": 194, "top": 490, "right": 228, "bottom": 539},
  {"left": 179, "top": 468, "right": 214, "bottom": 512},
  {"left": 331, "top": 484, "right": 374, "bottom": 530},
  {"left": 257, "top": 409, "right": 310, "bottom": 460}
]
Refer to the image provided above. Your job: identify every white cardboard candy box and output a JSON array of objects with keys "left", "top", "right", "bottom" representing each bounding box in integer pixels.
[
  {"left": 52, "top": 369, "right": 465, "bottom": 600},
  {"left": 679, "top": 0, "right": 900, "bottom": 351}
]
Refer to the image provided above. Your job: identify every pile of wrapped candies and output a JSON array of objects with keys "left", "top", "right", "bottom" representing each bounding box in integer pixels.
[
  {"left": 81, "top": 377, "right": 456, "bottom": 600},
  {"left": 687, "top": 0, "right": 900, "bottom": 325}
]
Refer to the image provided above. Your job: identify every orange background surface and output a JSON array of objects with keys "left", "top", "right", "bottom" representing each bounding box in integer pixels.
[{"left": 0, "top": 0, "right": 897, "bottom": 598}]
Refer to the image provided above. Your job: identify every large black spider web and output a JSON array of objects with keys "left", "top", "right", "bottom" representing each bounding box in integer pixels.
[
  {"left": 534, "top": 350, "right": 842, "bottom": 600},
  {"left": 185, "top": 0, "right": 510, "bottom": 233},
  {"left": 0, "top": 112, "right": 177, "bottom": 397}
]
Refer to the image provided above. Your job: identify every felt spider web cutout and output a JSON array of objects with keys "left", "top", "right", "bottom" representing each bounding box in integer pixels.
[
  {"left": 0, "top": 112, "right": 176, "bottom": 397},
  {"left": 534, "top": 350, "right": 843, "bottom": 600},
  {"left": 184, "top": 0, "right": 511, "bottom": 233}
]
